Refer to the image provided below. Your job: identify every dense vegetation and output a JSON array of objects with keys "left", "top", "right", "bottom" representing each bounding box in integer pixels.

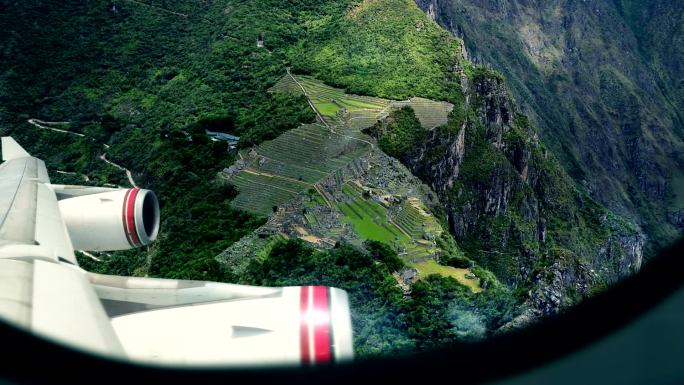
[
  {"left": 0, "top": 0, "right": 654, "bottom": 358},
  {"left": 0, "top": 0, "right": 480, "bottom": 282},
  {"left": 367, "top": 106, "right": 426, "bottom": 159},
  {"left": 1, "top": 0, "right": 361, "bottom": 279},
  {"left": 0, "top": 0, "right": 517, "bottom": 358},
  {"left": 290, "top": 0, "right": 464, "bottom": 103},
  {"left": 242, "top": 239, "right": 518, "bottom": 356}
]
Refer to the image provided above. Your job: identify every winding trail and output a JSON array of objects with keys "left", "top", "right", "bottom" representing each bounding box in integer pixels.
[
  {"left": 27, "top": 118, "right": 138, "bottom": 188},
  {"left": 56, "top": 170, "right": 90, "bottom": 182},
  {"left": 100, "top": 154, "right": 138, "bottom": 188},
  {"left": 78, "top": 250, "right": 101, "bottom": 262},
  {"left": 28, "top": 119, "right": 85, "bottom": 137}
]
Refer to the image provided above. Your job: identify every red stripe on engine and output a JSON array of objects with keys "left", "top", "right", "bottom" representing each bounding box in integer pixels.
[
  {"left": 125, "top": 188, "right": 142, "bottom": 247},
  {"left": 312, "top": 286, "right": 332, "bottom": 364},
  {"left": 300, "top": 286, "right": 311, "bottom": 366},
  {"left": 121, "top": 189, "right": 134, "bottom": 247}
]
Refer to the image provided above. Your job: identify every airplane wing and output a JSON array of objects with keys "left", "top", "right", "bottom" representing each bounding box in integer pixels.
[
  {"left": 0, "top": 137, "right": 126, "bottom": 358},
  {"left": 89, "top": 274, "right": 353, "bottom": 366},
  {"left": 0, "top": 137, "right": 353, "bottom": 366}
]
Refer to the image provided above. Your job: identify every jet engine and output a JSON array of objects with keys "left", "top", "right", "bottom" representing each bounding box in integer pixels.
[{"left": 57, "top": 188, "right": 160, "bottom": 251}]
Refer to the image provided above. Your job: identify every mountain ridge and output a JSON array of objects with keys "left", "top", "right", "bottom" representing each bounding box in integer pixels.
[
  {"left": 415, "top": 0, "right": 684, "bottom": 254},
  {"left": 0, "top": 0, "right": 656, "bottom": 356}
]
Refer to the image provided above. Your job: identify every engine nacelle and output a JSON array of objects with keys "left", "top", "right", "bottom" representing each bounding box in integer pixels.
[{"left": 58, "top": 188, "right": 160, "bottom": 251}]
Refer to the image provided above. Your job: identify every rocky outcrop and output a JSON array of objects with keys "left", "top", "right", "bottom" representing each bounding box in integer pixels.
[
  {"left": 414, "top": 0, "right": 684, "bottom": 254},
  {"left": 670, "top": 211, "right": 684, "bottom": 229},
  {"left": 530, "top": 230, "right": 643, "bottom": 316},
  {"left": 377, "top": 64, "right": 645, "bottom": 315}
]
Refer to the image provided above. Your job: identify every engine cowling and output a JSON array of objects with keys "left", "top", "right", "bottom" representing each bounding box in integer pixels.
[{"left": 58, "top": 188, "right": 160, "bottom": 251}]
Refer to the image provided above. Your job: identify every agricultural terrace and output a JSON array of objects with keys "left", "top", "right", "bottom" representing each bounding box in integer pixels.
[
  {"left": 231, "top": 73, "right": 453, "bottom": 218},
  {"left": 390, "top": 97, "right": 454, "bottom": 129},
  {"left": 395, "top": 198, "right": 442, "bottom": 239},
  {"left": 242, "top": 73, "right": 479, "bottom": 291},
  {"left": 271, "top": 74, "right": 390, "bottom": 131},
  {"left": 269, "top": 75, "right": 305, "bottom": 97},
  {"left": 271, "top": 74, "right": 453, "bottom": 131},
  {"left": 331, "top": 182, "right": 481, "bottom": 292},
  {"left": 229, "top": 124, "right": 371, "bottom": 216},
  {"left": 335, "top": 184, "right": 428, "bottom": 261}
]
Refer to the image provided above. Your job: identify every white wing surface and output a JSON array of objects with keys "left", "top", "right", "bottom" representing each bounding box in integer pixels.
[
  {"left": 0, "top": 137, "right": 125, "bottom": 358},
  {"left": 0, "top": 137, "right": 353, "bottom": 366}
]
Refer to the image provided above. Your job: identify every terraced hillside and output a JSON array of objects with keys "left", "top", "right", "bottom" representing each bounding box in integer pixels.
[
  {"left": 395, "top": 197, "right": 442, "bottom": 239},
  {"left": 327, "top": 183, "right": 433, "bottom": 259},
  {"left": 231, "top": 74, "right": 455, "bottom": 216},
  {"left": 271, "top": 73, "right": 392, "bottom": 138},
  {"left": 336, "top": 182, "right": 411, "bottom": 246},
  {"left": 270, "top": 73, "right": 453, "bottom": 133},
  {"left": 390, "top": 97, "right": 454, "bottom": 129},
  {"left": 330, "top": 182, "right": 480, "bottom": 291},
  {"left": 231, "top": 123, "right": 371, "bottom": 216},
  {"left": 229, "top": 73, "right": 483, "bottom": 290}
]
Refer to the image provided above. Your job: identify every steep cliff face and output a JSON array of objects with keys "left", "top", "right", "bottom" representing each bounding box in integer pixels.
[
  {"left": 374, "top": 66, "right": 643, "bottom": 315},
  {"left": 414, "top": 0, "right": 684, "bottom": 253}
]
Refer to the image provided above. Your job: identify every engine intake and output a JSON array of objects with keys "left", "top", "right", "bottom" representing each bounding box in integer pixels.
[{"left": 58, "top": 188, "right": 160, "bottom": 251}]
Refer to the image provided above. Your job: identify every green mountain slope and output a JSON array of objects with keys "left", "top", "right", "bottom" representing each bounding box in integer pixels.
[
  {"left": 0, "top": 0, "right": 649, "bottom": 356},
  {"left": 290, "top": 0, "right": 463, "bottom": 102},
  {"left": 415, "top": 0, "right": 684, "bottom": 253}
]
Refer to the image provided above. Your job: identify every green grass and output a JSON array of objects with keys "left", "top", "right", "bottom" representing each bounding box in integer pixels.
[
  {"left": 333, "top": 182, "right": 467, "bottom": 287},
  {"left": 332, "top": 183, "right": 478, "bottom": 290},
  {"left": 334, "top": 184, "right": 473, "bottom": 291},
  {"left": 340, "top": 203, "right": 405, "bottom": 244},
  {"left": 336, "top": 183, "right": 410, "bottom": 246},
  {"left": 273, "top": 74, "right": 391, "bottom": 129},
  {"left": 337, "top": 98, "right": 385, "bottom": 110},
  {"left": 256, "top": 235, "right": 289, "bottom": 261},
  {"left": 414, "top": 260, "right": 482, "bottom": 293},
  {"left": 314, "top": 102, "right": 342, "bottom": 117},
  {"left": 305, "top": 188, "right": 329, "bottom": 207},
  {"left": 304, "top": 213, "right": 319, "bottom": 226}
]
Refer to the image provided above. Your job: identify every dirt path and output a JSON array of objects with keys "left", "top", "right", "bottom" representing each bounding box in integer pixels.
[
  {"left": 56, "top": 170, "right": 90, "bottom": 182},
  {"left": 28, "top": 119, "right": 85, "bottom": 137},
  {"left": 28, "top": 118, "right": 138, "bottom": 188},
  {"left": 287, "top": 68, "right": 329, "bottom": 128},
  {"left": 99, "top": 154, "right": 138, "bottom": 188},
  {"left": 78, "top": 250, "right": 101, "bottom": 262}
]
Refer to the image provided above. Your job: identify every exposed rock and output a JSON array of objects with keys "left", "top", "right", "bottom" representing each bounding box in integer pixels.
[
  {"left": 401, "top": 268, "right": 418, "bottom": 283},
  {"left": 669, "top": 210, "right": 684, "bottom": 229},
  {"left": 388, "top": 60, "right": 644, "bottom": 316},
  {"left": 414, "top": 0, "right": 684, "bottom": 253}
]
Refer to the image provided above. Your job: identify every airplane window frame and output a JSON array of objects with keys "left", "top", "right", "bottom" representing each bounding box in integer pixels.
[{"left": 0, "top": 238, "right": 682, "bottom": 385}]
